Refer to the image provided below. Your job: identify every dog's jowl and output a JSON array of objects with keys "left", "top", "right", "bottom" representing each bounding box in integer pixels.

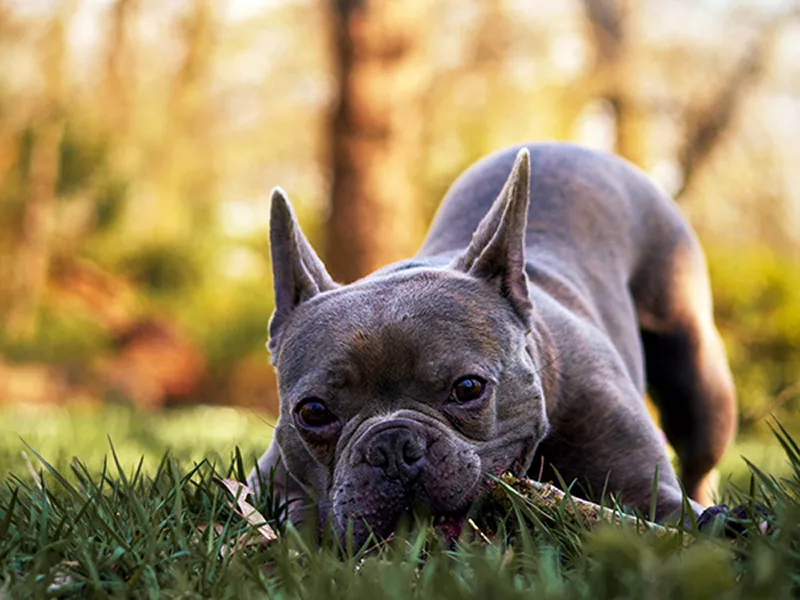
[{"left": 250, "top": 143, "right": 737, "bottom": 545}]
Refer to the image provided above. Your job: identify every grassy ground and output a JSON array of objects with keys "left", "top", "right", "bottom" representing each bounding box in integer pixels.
[
  {"left": 0, "top": 404, "right": 274, "bottom": 480},
  {"left": 1, "top": 404, "right": 792, "bottom": 492},
  {"left": 1, "top": 405, "right": 799, "bottom": 598}
]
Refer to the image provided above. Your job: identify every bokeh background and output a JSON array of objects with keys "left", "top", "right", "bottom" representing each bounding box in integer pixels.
[{"left": 0, "top": 0, "right": 798, "bottom": 486}]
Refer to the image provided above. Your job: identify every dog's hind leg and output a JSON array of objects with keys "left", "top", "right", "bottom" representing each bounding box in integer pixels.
[{"left": 634, "top": 235, "right": 737, "bottom": 507}]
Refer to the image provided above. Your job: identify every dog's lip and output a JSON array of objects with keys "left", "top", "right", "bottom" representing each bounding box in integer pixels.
[
  {"left": 432, "top": 510, "right": 470, "bottom": 542},
  {"left": 428, "top": 469, "right": 512, "bottom": 542},
  {"left": 433, "top": 511, "right": 467, "bottom": 528}
]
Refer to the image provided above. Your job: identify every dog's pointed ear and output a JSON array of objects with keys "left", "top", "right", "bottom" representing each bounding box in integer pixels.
[
  {"left": 451, "top": 148, "right": 532, "bottom": 325},
  {"left": 268, "top": 187, "right": 338, "bottom": 348}
]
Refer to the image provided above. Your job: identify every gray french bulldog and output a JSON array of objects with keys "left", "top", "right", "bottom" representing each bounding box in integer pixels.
[{"left": 249, "top": 143, "right": 737, "bottom": 545}]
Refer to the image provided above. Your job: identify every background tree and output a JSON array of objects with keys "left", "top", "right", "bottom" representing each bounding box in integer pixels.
[{"left": 325, "top": 0, "right": 429, "bottom": 282}]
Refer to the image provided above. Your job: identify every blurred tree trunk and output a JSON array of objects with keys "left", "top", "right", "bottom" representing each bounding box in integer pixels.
[
  {"left": 325, "top": 0, "right": 427, "bottom": 283},
  {"left": 581, "top": 0, "right": 647, "bottom": 166},
  {"left": 171, "top": 0, "right": 217, "bottom": 230},
  {"left": 104, "top": 0, "right": 138, "bottom": 133},
  {"left": 4, "top": 7, "right": 70, "bottom": 339}
]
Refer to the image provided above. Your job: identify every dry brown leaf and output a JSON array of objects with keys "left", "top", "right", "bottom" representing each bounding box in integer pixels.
[
  {"left": 212, "top": 477, "right": 278, "bottom": 544},
  {"left": 195, "top": 522, "right": 226, "bottom": 538},
  {"left": 195, "top": 523, "right": 258, "bottom": 558}
]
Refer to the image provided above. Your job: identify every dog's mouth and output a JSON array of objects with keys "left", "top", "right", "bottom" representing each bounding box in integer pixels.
[
  {"left": 433, "top": 511, "right": 469, "bottom": 542},
  {"left": 427, "top": 464, "right": 522, "bottom": 542},
  {"left": 332, "top": 470, "right": 509, "bottom": 548},
  {"left": 411, "top": 477, "right": 501, "bottom": 543},
  {"left": 331, "top": 437, "right": 527, "bottom": 547}
]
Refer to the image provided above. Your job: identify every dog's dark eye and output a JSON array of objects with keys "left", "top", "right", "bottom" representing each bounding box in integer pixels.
[
  {"left": 295, "top": 399, "right": 338, "bottom": 429},
  {"left": 450, "top": 376, "right": 486, "bottom": 403}
]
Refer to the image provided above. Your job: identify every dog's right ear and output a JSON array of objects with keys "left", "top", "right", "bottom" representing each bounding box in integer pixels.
[
  {"left": 450, "top": 149, "right": 532, "bottom": 326},
  {"left": 268, "top": 188, "right": 337, "bottom": 354}
]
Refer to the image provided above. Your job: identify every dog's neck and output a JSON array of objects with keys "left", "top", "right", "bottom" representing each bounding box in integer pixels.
[{"left": 526, "top": 309, "right": 561, "bottom": 418}]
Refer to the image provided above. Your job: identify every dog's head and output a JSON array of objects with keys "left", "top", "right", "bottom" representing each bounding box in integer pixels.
[{"left": 266, "top": 150, "right": 549, "bottom": 544}]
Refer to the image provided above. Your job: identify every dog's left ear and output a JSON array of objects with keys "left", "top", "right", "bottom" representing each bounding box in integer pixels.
[
  {"left": 268, "top": 187, "right": 338, "bottom": 355},
  {"left": 451, "top": 148, "right": 532, "bottom": 326}
]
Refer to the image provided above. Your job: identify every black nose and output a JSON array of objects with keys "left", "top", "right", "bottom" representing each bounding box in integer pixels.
[{"left": 365, "top": 427, "right": 426, "bottom": 482}]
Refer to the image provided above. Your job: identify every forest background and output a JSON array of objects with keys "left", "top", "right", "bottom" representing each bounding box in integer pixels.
[{"left": 0, "top": 0, "right": 798, "bottom": 484}]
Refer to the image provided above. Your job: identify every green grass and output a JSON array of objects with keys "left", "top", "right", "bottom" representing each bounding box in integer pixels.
[
  {"left": 0, "top": 404, "right": 275, "bottom": 480},
  {"left": 1, "top": 406, "right": 799, "bottom": 598}
]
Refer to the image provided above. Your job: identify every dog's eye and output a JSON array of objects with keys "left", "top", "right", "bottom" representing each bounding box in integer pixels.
[
  {"left": 295, "top": 399, "right": 338, "bottom": 429},
  {"left": 450, "top": 376, "right": 486, "bottom": 403}
]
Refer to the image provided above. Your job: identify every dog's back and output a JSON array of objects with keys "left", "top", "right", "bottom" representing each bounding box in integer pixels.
[{"left": 419, "top": 142, "right": 736, "bottom": 506}]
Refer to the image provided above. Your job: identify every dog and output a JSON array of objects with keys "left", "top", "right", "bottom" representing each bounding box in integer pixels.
[{"left": 249, "top": 143, "right": 737, "bottom": 545}]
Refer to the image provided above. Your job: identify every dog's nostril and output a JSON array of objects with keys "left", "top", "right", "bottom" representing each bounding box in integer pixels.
[
  {"left": 368, "top": 446, "right": 388, "bottom": 468},
  {"left": 402, "top": 439, "right": 424, "bottom": 464}
]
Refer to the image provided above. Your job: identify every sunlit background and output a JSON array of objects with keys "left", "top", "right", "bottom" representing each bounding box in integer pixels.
[{"left": 0, "top": 0, "right": 798, "bottom": 486}]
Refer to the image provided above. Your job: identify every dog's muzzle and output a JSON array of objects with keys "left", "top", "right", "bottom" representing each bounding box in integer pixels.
[{"left": 331, "top": 416, "right": 484, "bottom": 545}]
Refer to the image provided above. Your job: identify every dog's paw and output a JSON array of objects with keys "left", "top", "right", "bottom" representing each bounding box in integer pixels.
[{"left": 696, "top": 503, "right": 771, "bottom": 537}]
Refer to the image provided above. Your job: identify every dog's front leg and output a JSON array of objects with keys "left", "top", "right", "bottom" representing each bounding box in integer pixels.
[
  {"left": 248, "top": 440, "right": 311, "bottom": 526},
  {"left": 533, "top": 379, "right": 704, "bottom": 524}
]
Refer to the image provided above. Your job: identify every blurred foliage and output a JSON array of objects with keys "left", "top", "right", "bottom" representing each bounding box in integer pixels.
[
  {"left": 56, "top": 124, "right": 110, "bottom": 196},
  {"left": 0, "top": 305, "right": 109, "bottom": 368},
  {"left": 0, "top": 0, "right": 796, "bottom": 432},
  {"left": 120, "top": 242, "right": 202, "bottom": 295},
  {"left": 708, "top": 245, "right": 800, "bottom": 432}
]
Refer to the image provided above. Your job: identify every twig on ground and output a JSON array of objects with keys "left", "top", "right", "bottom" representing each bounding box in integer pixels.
[{"left": 491, "top": 474, "right": 690, "bottom": 539}]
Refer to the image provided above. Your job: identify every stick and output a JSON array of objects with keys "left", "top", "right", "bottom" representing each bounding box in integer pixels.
[{"left": 492, "top": 474, "right": 690, "bottom": 539}]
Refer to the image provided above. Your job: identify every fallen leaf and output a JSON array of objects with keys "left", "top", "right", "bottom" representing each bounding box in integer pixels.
[{"left": 212, "top": 477, "right": 278, "bottom": 545}]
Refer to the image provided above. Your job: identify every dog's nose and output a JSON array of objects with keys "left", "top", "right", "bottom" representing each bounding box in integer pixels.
[{"left": 365, "top": 428, "right": 426, "bottom": 482}]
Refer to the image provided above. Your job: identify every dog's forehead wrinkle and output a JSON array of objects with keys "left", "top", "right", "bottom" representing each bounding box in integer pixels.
[
  {"left": 300, "top": 268, "right": 505, "bottom": 320},
  {"left": 280, "top": 278, "right": 524, "bottom": 383}
]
